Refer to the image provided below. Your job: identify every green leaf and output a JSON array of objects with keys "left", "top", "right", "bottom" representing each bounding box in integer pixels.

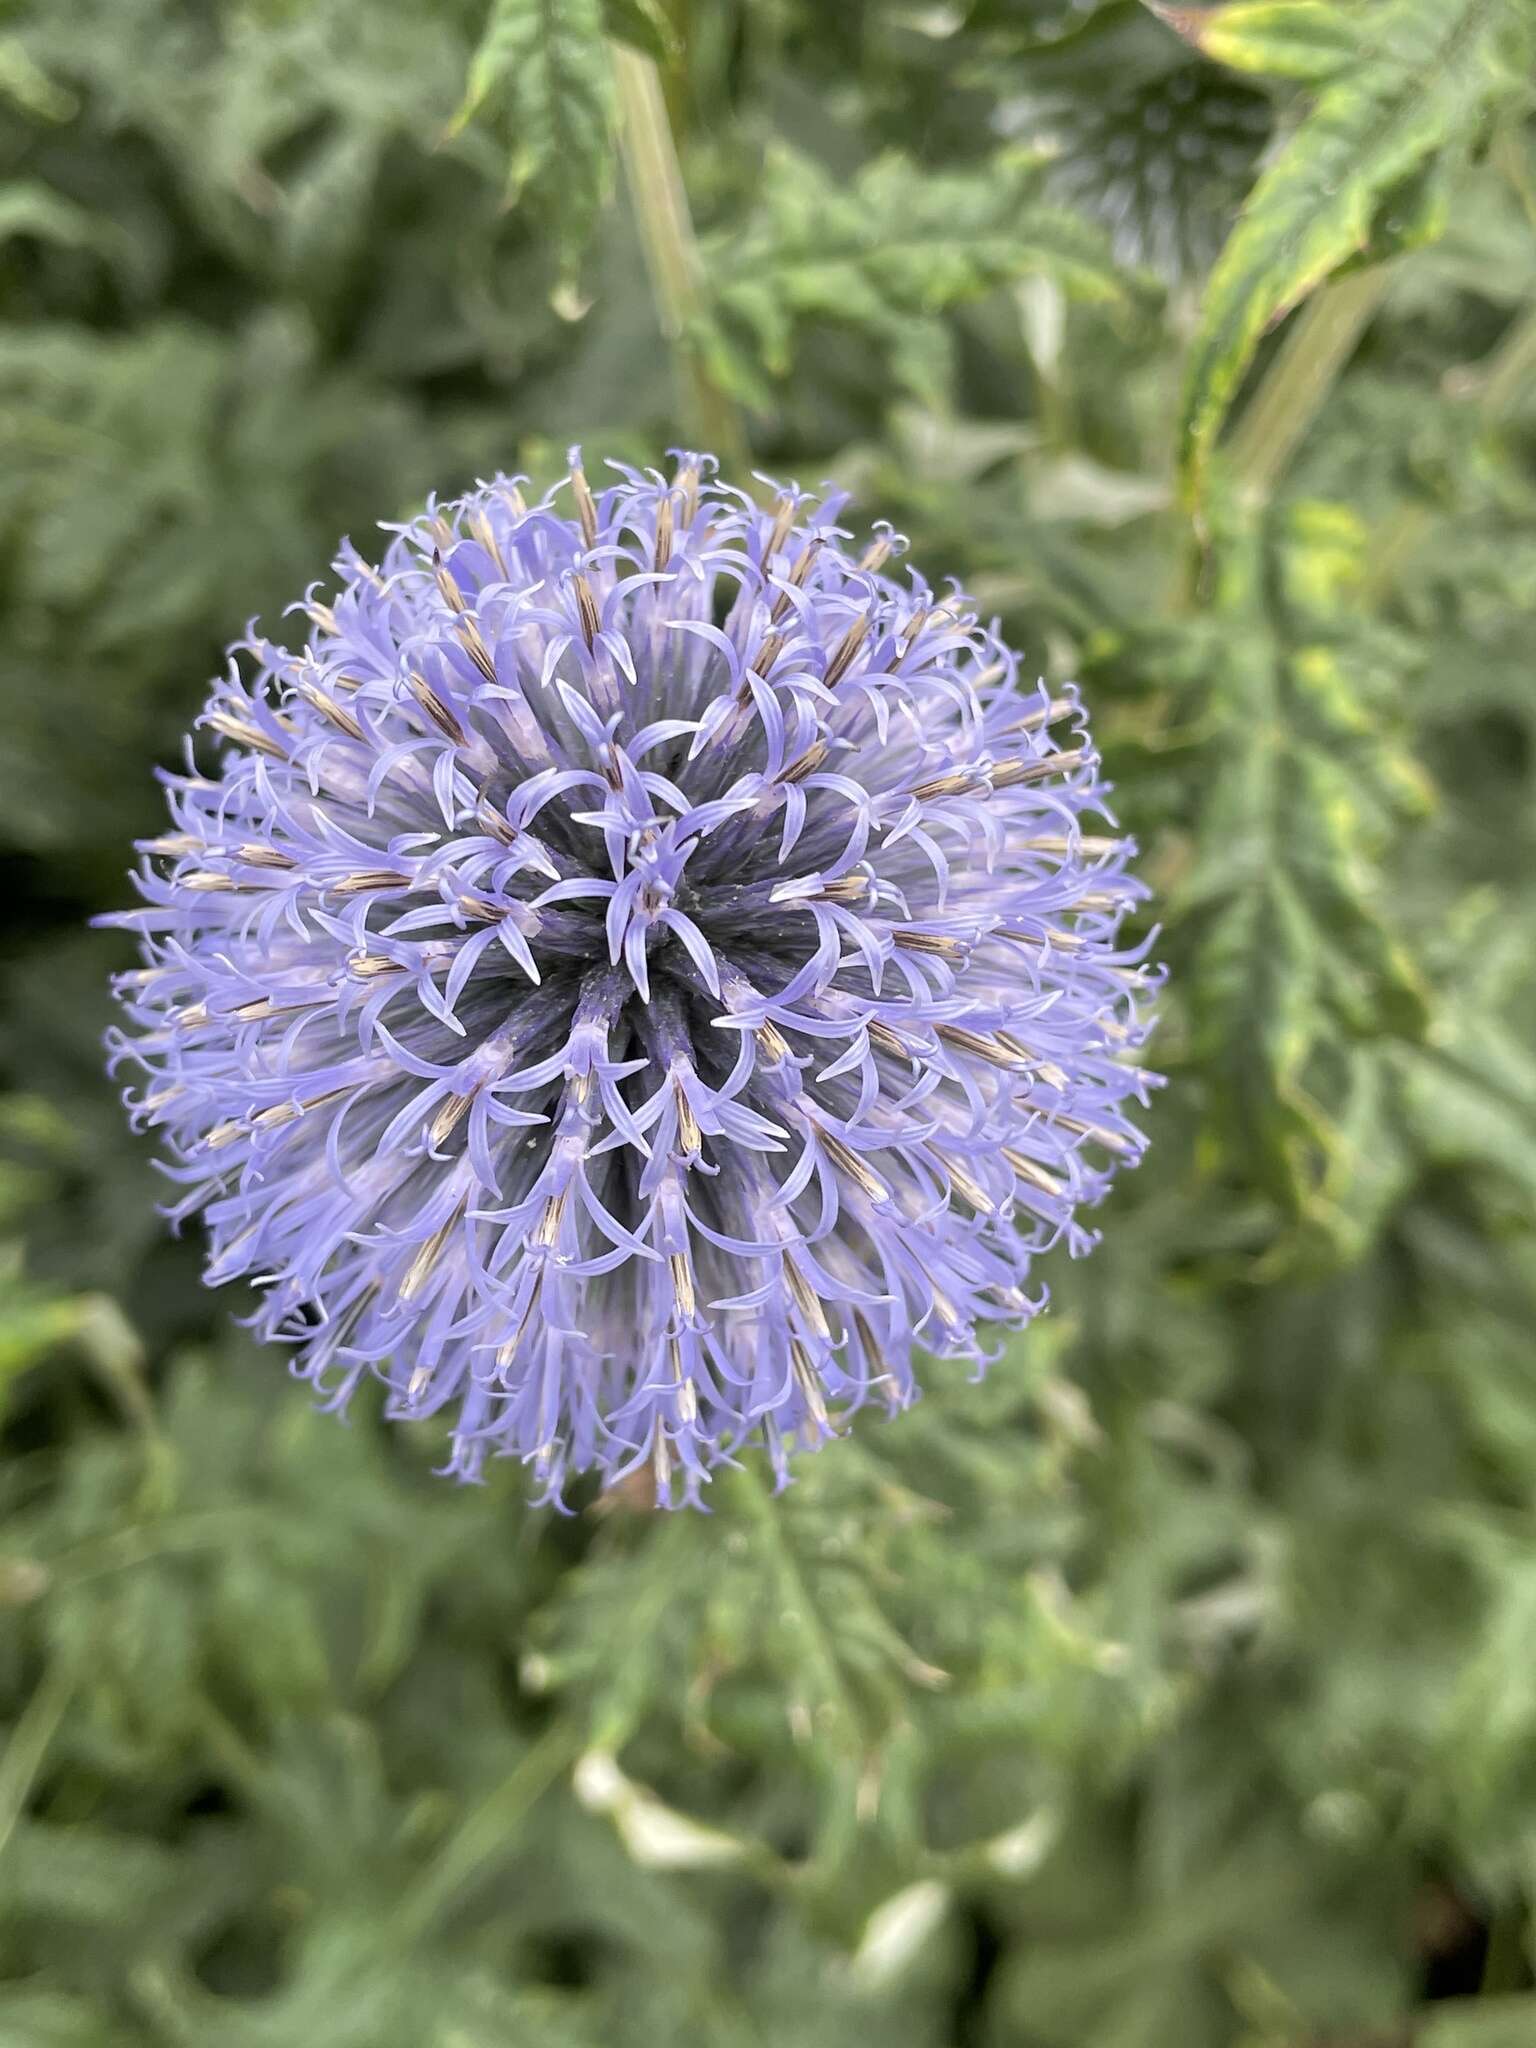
[
  {"left": 1178, "top": 0, "right": 1532, "bottom": 505},
  {"left": 601, "top": 0, "right": 679, "bottom": 64},
  {"left": 1148, "top": 1, "right": 1361, "bottom": 79},
  {"left": 699, "top": 146, "right": 1156, "bottom": 407},
  {"left": 1139, "top": 495, "right": 1434, "bottom": 1232},
  {"left": 1419, "top": 1996, "right": 1536, "bottom": 2048},
  {"left": 450, "top": 0, "right": 615, "bottom": 268}
]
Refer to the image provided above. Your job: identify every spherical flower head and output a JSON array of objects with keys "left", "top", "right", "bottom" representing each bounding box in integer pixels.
[{"left": 103, "top": 452, "right": 1159, "bottom": 1505}]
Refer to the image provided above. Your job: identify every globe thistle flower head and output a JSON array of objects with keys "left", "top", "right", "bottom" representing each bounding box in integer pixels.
[{"left": 104, "top": 453, "right": 1159, "bottom": 1505}]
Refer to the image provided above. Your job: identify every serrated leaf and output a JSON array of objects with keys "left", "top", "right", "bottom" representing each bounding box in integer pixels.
[
  {"left": 699, "top": 145, "right": 1155, "bottom": 406},
  {"left": 601, "top": 0, "right": 679, "bottom": 64},
  {"left": 1179, "top": 0, "right": 1532, "bottom": 504},
  {"left": 1148, "top": 0, "right": 1360, "bottom": 79},
  {"left": 1154, "top": 496, "right": 1433, "bottom": 1228},
  {"left": 451, "top": 0, "right": 615, "bottom": 268}
]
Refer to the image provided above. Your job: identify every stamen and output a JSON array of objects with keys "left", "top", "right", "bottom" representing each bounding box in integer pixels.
[
  {"left": 669, "top": 1252, "right": 697, "bottom": 1321},
  {"left": 935, "top": 1024, "right": 1031, "bottom": 1072},
  {"left": 823, "top": 611, "right": 871, "bottom": 688},
  {"left": 206, "top": 712, "right": 288, "bottom": 760},
  {"left": 893, "top": 930, "right": 969, "bottom": 961},
  {"left": 1003, "top": 1147, "right": 1065, "bottom": 1198},
  {"left": 770, "top": 538, "right": 822, "bottom": 622},
  {"left": 765, "top": 494, "right": 797, "bottom": 563},
  {"left": 780, "top": 739, "right": 827, "bottom": 785},
  {"left": 408, "top": 671, "right": 465, "bottom": 744},
  {"left": 790, "top": 1338, "right": 831, "bottom": 1431},
  {"left": 991, "top": 747, "right": 1088, "bottom": 789},
  {"left": 430, "top": 1092, "right": 473, "bottom": 1146},
  {"left": 433, "top": 551, "right": 467, "bottom": 615},
  {"left": 297, "top": 680, "right": 364, "bottom": 740},
  {"left": 811, "top": 1118, "right": 891, "bottom": 1205},
  {"left": 532, "top": 1188, "right": 568, "bottom": 1250},
  {"left": 674, "top": 1081, "right": 702, "bottom": 1155},
  {"left": 653, "top": 492, "right": 674, "bottom": 572},
  {"left": 467, "top": 505, "right": 508, "bottom": 578},
  {"left": 784, "top": 1261, "right": 831, "bottom": 1339},
  {"left": 399, "top": 1199, "right": 465, "bottom": 1302},
  {"left": 569, "top": 458, "right": 598, "bottom": 549},
  {"left": 457, "top": 619, "right": 497, "bottom": 685},
  {"left": 572, "top": 571, "right": 601, "bottom": 651},
  {"left": 331, "top": 870, "right": 413, "bottom": 896}
]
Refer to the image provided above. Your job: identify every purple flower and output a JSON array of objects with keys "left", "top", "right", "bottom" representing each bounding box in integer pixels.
[{"left": 103, "top": 453, "right": 1158, "bottom": 1504}]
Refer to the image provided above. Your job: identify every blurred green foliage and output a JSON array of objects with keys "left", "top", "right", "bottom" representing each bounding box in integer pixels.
[{"left": 1, "top": 0, "right": 1535, "bottom": 2040}]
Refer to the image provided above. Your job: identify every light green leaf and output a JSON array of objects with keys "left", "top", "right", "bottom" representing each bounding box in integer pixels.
[
  {"left": 601, "top": 0, "right": 679, "bottom": 64},
  {"left": 1179, "top": 0, "right": 1532, "bottom": 504},
  {"left": 1148, "top": 0, "right": 1361, "bottom": 79},
  {"left": 699, "top": 146, "right": 1155, "bottom": 406},
  {"left": 450, "top": 0, "right": 615, "bottom": 267},
  {"left": 1154, "top": 496, "right": 1433, "bottom": 1229}
]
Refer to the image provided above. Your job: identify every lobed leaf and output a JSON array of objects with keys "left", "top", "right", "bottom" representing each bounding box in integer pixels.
[{"left": 1178, "top": 0, "right": 1533, "bottom": 504}]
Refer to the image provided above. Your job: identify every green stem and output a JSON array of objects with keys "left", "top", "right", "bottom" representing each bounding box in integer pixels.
[
  {"left": 1225, "top": 266, "right": 1393, "bottom": 504},
  {"left": 0, "top": 1660, "right": 75, "bottom": 1863},
  {"left": 612, "top": 43, "right": 747, "bottom": 470}
]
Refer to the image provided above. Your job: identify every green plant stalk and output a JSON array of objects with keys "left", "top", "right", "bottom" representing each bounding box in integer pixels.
[
  {"left": 612, "top": 43, "right": 748, "bottom": 470},
  {"left": 1225, "top": 266, "right": 1393, "bottom": 503}
]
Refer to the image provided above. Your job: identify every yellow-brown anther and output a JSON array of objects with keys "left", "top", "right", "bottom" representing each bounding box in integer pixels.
[
  {"left": 770, "top": 538, "right": 822, "bottom": 622},
  {"left": 457, "top": 618, "right": 497, "bottom": 685},
  {"left": 206, "top": 712, "right": 288, "bottom": 759},
  {"left": 1002, "top": 1147, "right": 1066, "bottom": 1198},
  {"left": 668, "top": 1253, "right": 697, "bottom": 1321},
  {"left": 297, "top": 681, "right": 365, "bottom": 739},
  {"left": 822, "top": 611, "right": 871, "bottom": 688},
  {"left": 408, "top": 670, "right": 465, "bottom": 743},
  {"left": 433, "top": 551, "right": 466, "bottom": 615},
  {"left": 911, "top": 770, "right": 978, "bottom": 802},
  {"left": 790, "top": 1338, "right": 831, "bottom": 1430},
  {"left": 331, "top": 869, "right": 413, "bottom": 896},
  {"left": 935, "top": 1024, "right": 1031, "bottom": 1071},
  {"left": 532, "top": 1188, "right": 568, "bottom": 1250},
  {"left": 893, "top": 930, "right": 969, "bottom": 961},
  {"left": 467, "top": 504, "right": 508, "bottom": 578},
  {"left": 653, "top": 492, "right": 674, "bottom": 572},
  {"left": 569, "top": 459, "right": 598, "bottom": 548},
  {"left": 400, "top": 1199, "right": 466, "bottom": 1303},
  {"left": 674, "top": 1081, "right": 702, "bottom": 1156},
  {"left": 429, "top": 1093, "right": 473, "bottom": 1147},
  {"left": 765, "top": 494, "right": 797, "bottom": 563},
  {"left": 784, "top": 1260, "right": 831, "bottom": 1339},
  {"left": 572, "top": 571, "right": 600, "bottom": 651},
  {"left": 813, "top": 1121, "right": 891, "bottom": 1206},
  {"left": 755, "top": 1018, "right": 792, "bottom": 1064},
  {"left": 991, "top": 747, "right": 1088, "bottom": 789},
  {"left": 780, "top": 739, "right": 828, "bottom": 785}
]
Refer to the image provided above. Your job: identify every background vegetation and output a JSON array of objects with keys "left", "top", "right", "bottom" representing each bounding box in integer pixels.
[{"left": 2, "top": 0, "right": 1535, "bottom": 2040}]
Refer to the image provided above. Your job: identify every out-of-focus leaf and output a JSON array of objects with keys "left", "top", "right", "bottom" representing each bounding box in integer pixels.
[
  {"left": 1179, "top": 0, "right": 1534, "bottom": 503},
  {"left": 1147, "top": 0, "right": 1360, "bottom": 79},
  {"left": 1122, "top": 496, "right": 1434, "bottom": 1237},
  {"left": 699, "top": 146, "right": 1156, "bottom": 407},
  {"left": 451, "top": 0, "right": 615, "bottom": 268},
  {"left": 602, "top": 0, "right": 679, "bottom": 63}
]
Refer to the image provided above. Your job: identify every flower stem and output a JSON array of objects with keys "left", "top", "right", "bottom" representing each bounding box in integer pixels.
[
  {"left": 612, "top": 43, "right": 748, "bottom": 470},
  {"left": 1225, "top": 266, "right": 1392, "bottom": 504}
]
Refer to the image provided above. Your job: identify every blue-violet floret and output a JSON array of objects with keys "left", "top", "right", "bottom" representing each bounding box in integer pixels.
[{"left": 104, "top": 454, "right": 1159, "bottom": 1503}]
